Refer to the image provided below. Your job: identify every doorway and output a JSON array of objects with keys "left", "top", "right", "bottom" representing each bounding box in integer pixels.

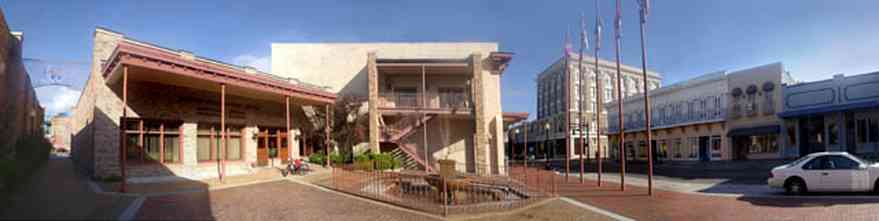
[
  {"left": 799, "top": 116, "right": 825, "bottom": 157},
  {"left": 698, "top": 136, "right": 710, "bottom": 161}
]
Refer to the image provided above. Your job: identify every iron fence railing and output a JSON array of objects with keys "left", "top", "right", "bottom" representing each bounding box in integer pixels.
[
  {"left": 323, "top": 163, "right": 557, "bottom": 217},
  {"left": 378, "top": 92, "right": 470, "bottom": 110}
]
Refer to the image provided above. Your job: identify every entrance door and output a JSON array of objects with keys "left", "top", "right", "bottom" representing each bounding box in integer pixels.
[
  {"left": 279, "top": 132, "right": 289, "bottom": 163},
  {"left": 698, "top": 136, "right": 710, "bottom": 161},
  {"left": 257, "top": 130, "right": 269, "bottom": 166},
  {"left": 800, "top": 116, "right": 826, "bottom": 157}
]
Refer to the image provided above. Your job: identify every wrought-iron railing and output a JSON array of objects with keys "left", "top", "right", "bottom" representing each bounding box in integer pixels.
[
  {"left": 378, "top": 92, "right": 470, "bottom": 110},
  {"left": 323, "top": 163, "right": 557, "bottom": 217}
]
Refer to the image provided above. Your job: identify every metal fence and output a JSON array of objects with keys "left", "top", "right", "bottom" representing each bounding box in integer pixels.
[{"left": 324, "top": 163, "right": 558, "bottom": 217}]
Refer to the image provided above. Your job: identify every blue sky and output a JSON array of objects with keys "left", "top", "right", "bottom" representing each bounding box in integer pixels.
[{"left": 4, "top": 0, "right": 879, "bottom": 119}]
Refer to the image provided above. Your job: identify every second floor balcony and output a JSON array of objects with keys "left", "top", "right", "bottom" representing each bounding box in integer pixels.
[{"left": 378, "top": 91, "right": 471, "bottom": 112}]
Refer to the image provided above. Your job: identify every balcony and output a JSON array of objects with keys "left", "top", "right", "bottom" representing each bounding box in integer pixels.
[{"left": 378, "top": 92, "right": 471, "bottom": 113}]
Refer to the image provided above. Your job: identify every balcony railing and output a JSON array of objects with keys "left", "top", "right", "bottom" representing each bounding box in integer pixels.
[{"left": 378, "top": 92, "right": 471, "bottom": 110}]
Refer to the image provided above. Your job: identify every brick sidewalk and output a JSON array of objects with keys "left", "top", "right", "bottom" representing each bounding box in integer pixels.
[
  {"left": 98, "top": 163, "right": 331, "bottom": 195},
  {"left": 540, "top": 169, "right": 879, "bottom": 221}
]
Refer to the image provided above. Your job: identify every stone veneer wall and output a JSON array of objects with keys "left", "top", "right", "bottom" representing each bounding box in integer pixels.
[
  {"left": 0, "top": 9, "right": 45, "bottom": 159},
  {"left": 70, "top": 28, "right": 318, "bottom": 179}
]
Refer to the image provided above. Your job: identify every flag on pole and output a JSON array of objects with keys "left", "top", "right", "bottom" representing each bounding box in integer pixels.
[
  {"left": 594, "top": 3, "right": 603, "bottom": 51},
  {"left": 580, "top": 13, "right": 589, "bottom": 50},
  {"left": 615, "top": 0, "right": 622, "bottom": 39},
  {"left": 639, "top": 0, "right": 651, "bottom": 23}
]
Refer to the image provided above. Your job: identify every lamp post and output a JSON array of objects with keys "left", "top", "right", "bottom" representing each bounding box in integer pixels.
[{"left": 544, "top": 123, "right": 551, "bottom": 163}]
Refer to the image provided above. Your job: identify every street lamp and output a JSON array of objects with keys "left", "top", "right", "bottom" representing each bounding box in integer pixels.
[{"left": 544, "top": 123, "right": 551, "bottom": 161}]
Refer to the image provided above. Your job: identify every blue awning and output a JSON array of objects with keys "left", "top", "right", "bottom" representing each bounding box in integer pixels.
[
  {"left": 727, "top": 125, "right": 780, "bottom": 137},
  {"left": 778, "top": 101, "right": 879, "bottom": 118}
]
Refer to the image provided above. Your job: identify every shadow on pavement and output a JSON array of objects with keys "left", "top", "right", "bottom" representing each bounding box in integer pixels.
[{"left": 736, "top": 192, "right": 879, "bottom": 207}]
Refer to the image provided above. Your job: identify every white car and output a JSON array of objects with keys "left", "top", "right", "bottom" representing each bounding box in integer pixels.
[{"left": 768, "top": 152, "right": 879, "bottom": 195}]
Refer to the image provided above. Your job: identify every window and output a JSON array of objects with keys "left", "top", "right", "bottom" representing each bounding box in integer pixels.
[
  {"left": 870, "top": 119, "right": 879, "bottom": 142},
  {"left": 124, "top": 119, "right": 182, "bottom": 164},
  {"left": 826, "top": 156, "right": 860, "bottom": 170},
  {"left": 763, "top": 92, "right": 775, "bottom": 115},
  {"left": 857, "top": 119, "right": 868, "bottom": 143},
  {"left": 197, "top": 124, "right": 243, "bottom": 162},
  {"left": 747, "top": 134, "right": 778, "bottom": 153},
  {"left": 438, "top": 87, "right": 466, "bottom": 108},
  {"left": 828, "top": 123, "right": 839, "bottom": 145},
  {"left": 786, "top": 125, "right": 797, "bottom": 146},
  {"left": 672, "top": 138, "right": 682, "bottom": 159},
  {"left": 394, "top": 87, "right": 418, "bottom": 107},
  {"left": 802, "top": 156, "right": 825, "bottom": 170}
]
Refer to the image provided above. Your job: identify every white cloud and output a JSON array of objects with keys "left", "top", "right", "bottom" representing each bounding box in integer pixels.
[
  {"left": 230, "top": 54, "right": 271, "bottom": 73},
  {"left": 35, "top": 86, "right": 81, "bottom": 117}
]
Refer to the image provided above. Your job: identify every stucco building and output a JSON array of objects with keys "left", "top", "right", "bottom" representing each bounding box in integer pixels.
[
  {"left": 509, "top": 54, "right": 661, "bottom": 161},
  {"left": 272, "top": 43, "right": 522, "bottom": 175},
  {"left": 49, "top": 115, "right": 71, "bottom": 151},
  {"left": 606, "top": 63, "right": 792, "bottom": 161},
  {"left": 779, "top": 71, "right": 879, "bottom": 158}
]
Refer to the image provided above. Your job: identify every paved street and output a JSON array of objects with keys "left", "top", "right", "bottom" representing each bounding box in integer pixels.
[{"left": 532, "top": 168, "right": 879, "bottom": 221}]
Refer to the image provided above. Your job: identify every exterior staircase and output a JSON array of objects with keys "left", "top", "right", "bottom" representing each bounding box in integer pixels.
[{"left": 380, "top": 114, "right": 435, "bottom": 172}]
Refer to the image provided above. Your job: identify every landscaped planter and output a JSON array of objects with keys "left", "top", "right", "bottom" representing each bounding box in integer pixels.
[{"left": 438, "top": 159, "right": 456, "bottom": 178}]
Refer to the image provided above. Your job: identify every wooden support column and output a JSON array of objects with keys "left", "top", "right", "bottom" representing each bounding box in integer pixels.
[
  {"left": 139, "top": 120, "right": 144, "bottom": 162},
  {"left": 220, "top": 83, "right": 226, "bottom": 181},
  {"left": 179, "top": 126, "right": 184, "bottom": 164},
  {"left": 286, "top": 96, "right": 291, "bottom": 160},
  {"left": 119, "top": 65, "right": 128, "bottom": 193},
  {"left": 159, "top": 123, "right": 165, "bottom": 163},
  {"left": 421, "top": 65, "right": 429, "bottom": 173},
  {"left": 210, "top": 127, "right": 216, "bottom": 160},
  {"left": 325, "top": 104, "right": 331, "bottom": 167}
]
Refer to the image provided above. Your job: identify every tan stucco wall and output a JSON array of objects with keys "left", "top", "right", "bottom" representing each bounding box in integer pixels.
[
  {"left": 273, "top": 42, "right": 508, "bottom": 174},
  {"left": 271, "top": 43, "right": 497, "bottom": 96}
]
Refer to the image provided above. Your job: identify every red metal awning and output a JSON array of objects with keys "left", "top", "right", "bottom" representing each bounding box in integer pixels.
[{"left": 102, "top": 40, "right": 336, "bottom": 104}]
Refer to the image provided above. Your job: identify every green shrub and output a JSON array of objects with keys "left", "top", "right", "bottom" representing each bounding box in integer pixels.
[
  {"left": 308, "top": 152, "right": 326, "bottom": 165},
  {"left": 329, "top": 151, "right": 349, "bottom": 165},
  {"left": 372, "top": 153, "right": 400, "bottom": 170},
  {"left": 354, "top": 152, "right": 372, "bottom": 162},
  {"left": 1, "top": 135, "right": 52, "bottom": 192}
]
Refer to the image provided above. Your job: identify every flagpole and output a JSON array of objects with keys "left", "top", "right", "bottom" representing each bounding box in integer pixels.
[
  {"left": 564, "top": 30, "right": 572, "bottom": 183},
  {"left": 614, "top": 0, "right": 626, "bottom": 192},
  {"left": 594, "top": 0, "right": 603, "bottom": 187},
  {"left": 638, "top": 0, "right": 654, "bottom": 196},
  {"left": 577, "top": 14, "right": 586, "bottom": 184}
]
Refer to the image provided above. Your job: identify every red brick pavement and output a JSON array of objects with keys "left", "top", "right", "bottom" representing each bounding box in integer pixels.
[{"left": 531, "top": 168, "right": 879, "bottom": 221}]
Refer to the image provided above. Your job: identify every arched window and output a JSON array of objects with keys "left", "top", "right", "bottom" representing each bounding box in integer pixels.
[{"left": 762, "top": 82, "right": 775, "bottom": 115}]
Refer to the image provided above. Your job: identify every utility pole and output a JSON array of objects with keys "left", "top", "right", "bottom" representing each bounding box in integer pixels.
[
  {"left": 637, "top": 0, "right": 655, "bottom": 196},
  {"left": 614, "top": 0, "right": 626, "bottom": 191}
]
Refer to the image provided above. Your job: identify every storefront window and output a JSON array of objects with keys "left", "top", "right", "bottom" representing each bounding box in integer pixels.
[
  {"left": 828, "top": 123, "right": 839, "bottom": 145},
  {"left": 748, "top": 134, "right": 778, "bottom": 153},
  {"left": 870, "top": 119, "right": 879, "bottom": 142},
  {"left": 197, "top": 124, "right": 243, "bottom": 162},
  {"left": 123, "top": 119, "right": 181, "bottom": 164}
]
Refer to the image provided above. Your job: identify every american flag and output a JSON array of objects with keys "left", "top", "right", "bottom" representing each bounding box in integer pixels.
[
  {"left": 615, "top": 0, "right": 622, "bottom": 39},
  {"left": 639, "top": 0, "right": 651, "bottom": 23},
  {"left": 580, "top": 14, "right": 589, "bottom": 50},
  {"left": 594, "top": 2, "right": 603, "bottom": 51}
]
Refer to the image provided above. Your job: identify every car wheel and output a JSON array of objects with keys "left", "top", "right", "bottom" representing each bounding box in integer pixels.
[
  {"left": 785, "top": 178, "right": 807, "bottom": 195},
  {"left": 874, "top": 180, "right": 879, "bottom": 194}
]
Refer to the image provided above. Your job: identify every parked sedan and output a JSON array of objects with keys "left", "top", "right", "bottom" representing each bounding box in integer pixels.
[{"left": 768, "top": 152, "right": 879, "bottom": 195}]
